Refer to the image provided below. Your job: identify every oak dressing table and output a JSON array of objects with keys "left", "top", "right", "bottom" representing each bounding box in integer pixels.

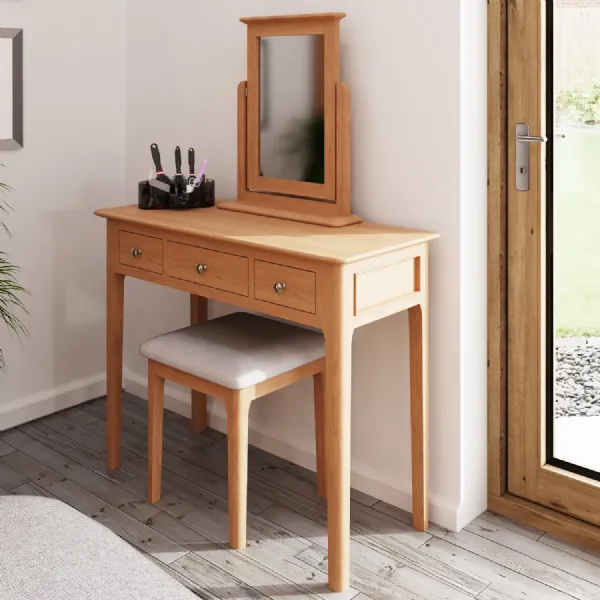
[{"left": 95, "top": 13, "right": 438, "bottom": 593}]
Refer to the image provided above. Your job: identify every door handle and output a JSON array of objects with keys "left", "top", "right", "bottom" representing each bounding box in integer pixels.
[
  {"left": 516, "top": 123, "right": 547, "bottom": 191},
  {"left": 517, "top": 133, "right": 548, "bottom": 143}
]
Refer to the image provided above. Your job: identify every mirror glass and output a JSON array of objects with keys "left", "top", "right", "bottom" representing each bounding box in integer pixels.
[
  {"left": 0, "top": 36, "right": 13, "bottom": 141},
  {"left": 260, "top": 35, "right": 325, "bottom": 183}
]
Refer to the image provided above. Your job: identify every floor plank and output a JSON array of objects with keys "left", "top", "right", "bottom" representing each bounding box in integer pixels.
[
  {"left": 20, "top": 422, "right": 135, "bottom": 484},
  {"left": 171, "top": 553, "right": 269, "bottom": 600},
  {"left": 4, "top": 395, "right": 600, "bottom": 600},
  {"left": 86, "top": 408, "right": 210, "bottom": 460},
  {"left": 0, "top": 460, "right": 29, "bottom": 490},
  {"left": 146, "top": 553, "right": 218, "bottom": 599},
  {"left": 539, "top": 533, "right": 600, "bottom": 568},
  {"left": 41, "top": 405, "right": 99, "bottom": 428},
  {"left": 88, "top": 418, "right": 274, "bottom": 514},
  {"left": 262, "top": 504, "right": 481, "bottom": 599},
  {"left": 478, "top": 510, "right": 545, "bottom": 541},
  {"left": 1, "top": 430, "right": 155, "bottom": 519},
  {"left": 121, "top": 396, "right": 213, "bottom": 449},
  {"left": 1, "top": 450, "right": 187, "bottom": 565},
  {"left": 150, "top": 509, "right": 351, "bottom": 600},
  {"left": 285, "top": 461, "right": 379, "bottom": 507},
  {"left": 96, "top": 395, "right": 378, "bottom": 509},
  {"left": 429, "top": 521, "right": 600, "bottom": 600},
  {"left": 39, "top": 411, "right": 105, "bottom": 453},
  {"left": 296, "top": 543, "right": 473, "bottom": 600},
  {"left": 125, "top": 392, "right": 189, "bottom": 425},
  {"left": 123, "top": 458, "right": 306, "bottom": 565},
  {"left": 0, "top": 439, "right": 15, "bottom": 457},
  {"left": 195, "top": 545, "right": 358, "bottom": 600},
  {"left": 122, "top": 476, "right": 197, "bottom": 520},
  {"left": 466, "top": 516, "right": 600, "bottom": 589},
  {"left": 12, "top": 481, "right": 56, "bottom": 498},
  {"left": 422, "top": 536, "right": 575, "bottom": 600}
]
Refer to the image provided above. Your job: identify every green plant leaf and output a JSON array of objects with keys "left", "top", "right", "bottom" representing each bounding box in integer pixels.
[{"left": 0, "top": 166, "right": 29, "bottom": 372}]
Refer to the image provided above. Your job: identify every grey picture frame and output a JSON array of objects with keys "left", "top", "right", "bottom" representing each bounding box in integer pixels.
[{"left": 0, "top": 28, "right": 23, "bottom": 150}]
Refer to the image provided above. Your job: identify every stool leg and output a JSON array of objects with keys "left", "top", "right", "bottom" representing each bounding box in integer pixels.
[
  {"left": 148, "top": 361, "right": 165, "bottom": 504},
  {"left": 226, "top": 396, "right": 250, "bottom": 549},
  {"left": 313, "top": 372, "right": 327, "bottom": 498}
]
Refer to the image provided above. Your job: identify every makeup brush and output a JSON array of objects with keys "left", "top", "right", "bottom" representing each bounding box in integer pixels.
[{"left": 150, "top": 144, "right": 172, "bottom": 187}]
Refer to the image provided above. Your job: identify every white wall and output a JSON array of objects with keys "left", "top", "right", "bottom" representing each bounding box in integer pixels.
[
  {"left": 459, "top": 0, "right": 488, "bottom": 527},
  {"left": 125, "top": 0, "right": 487, "bottom": 530},
  {"left": 0, "top": 1, "right": 126, "bottom": 426}
]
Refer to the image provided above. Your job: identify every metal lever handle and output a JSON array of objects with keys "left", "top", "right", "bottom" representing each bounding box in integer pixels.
[
  {"left": 517, "top": 134, "right": 548, "bottom": 143},
  {"left": 516, "top": 124, "right": 547, "bottom": 191}
]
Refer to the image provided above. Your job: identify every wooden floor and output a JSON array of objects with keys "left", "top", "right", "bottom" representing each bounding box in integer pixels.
[{"left": 2, "top": 395, "right": 600, "bottom": 600}]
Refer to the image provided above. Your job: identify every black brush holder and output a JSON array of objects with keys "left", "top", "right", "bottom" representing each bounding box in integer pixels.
[{"left": 138, "top": 179, "right": 215, "bottom": 210}]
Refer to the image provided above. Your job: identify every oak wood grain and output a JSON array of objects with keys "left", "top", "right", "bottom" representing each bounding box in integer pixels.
[
  {"left": 190, "top": 294, "right": 208, "bottom": 433},
  {"left": 95, "top": 205, "right": 438, "bottom": 265},
  {"left": 166, "top": 241, "right": 249, "bottom": 297},
  {"left": 254, "top": 260, "right": 316, "bottom": 313},
  {"left": 118, "top": 230, "right": 163, "bottom": 274},
  {"left": 487, "top": 0, "right": 508, "bottom": 500}
]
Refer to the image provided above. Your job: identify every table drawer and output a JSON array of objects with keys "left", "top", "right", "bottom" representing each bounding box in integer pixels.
[
  {"left": 119, "top": 231, "right": 163, "bottom": 274},
  {"left": 254, "top": 260, "right": 316, "bottom": 314},
  {"left": 355, "top": 257, "right": 416, "bottom": 315},
  {"left": 166, "top": 242, "right": 249, "bottom": 296}
]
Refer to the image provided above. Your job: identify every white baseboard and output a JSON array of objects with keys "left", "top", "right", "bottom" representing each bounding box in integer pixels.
[
  {"left": 0, "top": 373, "right": 106, "bottom": 431},
  {"left": 124, "top": 369, "right": 461, "bottom": 531},
  {"left": 456, "top": 491, "right": 487, "bottom": 531}
]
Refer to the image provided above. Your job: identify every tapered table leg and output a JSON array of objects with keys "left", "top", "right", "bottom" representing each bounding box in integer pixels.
[
  {"left": 106, "top": 226, "right": 125, "bottom": 471},
  {"left": 323, "top": 267, "right": 353, "bottom": 593},
  {"left": 409, "top": 251, "right": 429, "bottom": 531},
  {"left": 190, "top": 295, "right": 208, "bottom": 432}
]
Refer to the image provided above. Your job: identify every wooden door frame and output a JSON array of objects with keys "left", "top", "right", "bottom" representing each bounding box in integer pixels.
[{"left": 487, "top": 0, "right": 600, "bottom": 549}]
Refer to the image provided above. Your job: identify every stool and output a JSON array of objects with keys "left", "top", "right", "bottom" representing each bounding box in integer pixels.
[{"left": 139, "top": 312, "right": 327, "bottom": 549}]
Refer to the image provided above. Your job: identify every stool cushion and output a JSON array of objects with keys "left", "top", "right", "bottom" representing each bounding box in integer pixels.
[{"left": 140, "top": 312, "right": 325, "bottom": 390}]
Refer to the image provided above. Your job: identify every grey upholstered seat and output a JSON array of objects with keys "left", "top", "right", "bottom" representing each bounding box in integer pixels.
[{"left": 140, "top": 312, "right": 325, "bottom": 390}]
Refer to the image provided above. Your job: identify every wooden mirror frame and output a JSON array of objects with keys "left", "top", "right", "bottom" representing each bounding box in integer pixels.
[
  {"left": 0, "top": 28, "right": 23, "bottom": 150},
  {"left": 218, "top": 13, "right": 361, "bottom": 227}
]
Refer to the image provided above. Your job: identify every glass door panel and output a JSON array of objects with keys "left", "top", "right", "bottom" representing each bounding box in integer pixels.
[{"left": 550, "top": 0, "right": 600, "bottom": 479}]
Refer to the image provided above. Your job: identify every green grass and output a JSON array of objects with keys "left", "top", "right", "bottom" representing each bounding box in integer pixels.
[{"left": 555, "top": 130, "right": 600, "bottom": 337}]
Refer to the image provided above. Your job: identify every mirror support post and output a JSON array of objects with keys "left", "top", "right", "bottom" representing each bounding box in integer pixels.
[{"left": 237, "top": 81, "right": 248, "bottom": 201}]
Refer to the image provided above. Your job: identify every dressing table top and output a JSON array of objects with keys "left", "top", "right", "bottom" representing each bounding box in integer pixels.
[{"left": 95, "top": 204, "right": 438, "bottom": 265}]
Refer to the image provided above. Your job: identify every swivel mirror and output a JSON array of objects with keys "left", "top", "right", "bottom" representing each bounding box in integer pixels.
[{"left": 218, "top": 13, "right": 361, "bottom": 227}]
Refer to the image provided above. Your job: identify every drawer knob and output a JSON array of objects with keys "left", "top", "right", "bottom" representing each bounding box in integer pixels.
[
  {"left": 196, "top": 263, "right": 208, "bottom": 274},
  {"left": 273, "top": 281, "right": 286, "bottom": 294},
  {"left": 131, "top": 248, "right": 142, "bottom": 259}
]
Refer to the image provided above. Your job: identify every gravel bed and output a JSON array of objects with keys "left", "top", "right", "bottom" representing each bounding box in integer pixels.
[{"left": 556, "top": 342, "right": 600, "bottom": 418}]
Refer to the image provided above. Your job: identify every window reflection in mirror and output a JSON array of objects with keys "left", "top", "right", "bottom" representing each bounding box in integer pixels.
[{"left": 259, "top": 35, "right": 325, "bottom": 184}]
